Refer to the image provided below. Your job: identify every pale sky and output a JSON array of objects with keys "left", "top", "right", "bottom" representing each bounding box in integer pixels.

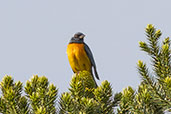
[{"left": 0, "top": 0, "right": 171, "bottom": 93}]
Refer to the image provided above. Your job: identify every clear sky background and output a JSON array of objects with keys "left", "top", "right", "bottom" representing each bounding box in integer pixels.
[{"left": 0, "top": 0, "right": 171, "bottom": 94}]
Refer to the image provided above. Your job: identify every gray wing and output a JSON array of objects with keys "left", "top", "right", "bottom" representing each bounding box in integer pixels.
[{"left": 84, "top": 43, "right": 99, "bottom": 80}]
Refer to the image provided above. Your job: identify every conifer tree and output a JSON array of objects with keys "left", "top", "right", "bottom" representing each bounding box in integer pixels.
[
  {"left": 25, "top": 75, "right": 58, "bottom": 114},
  {"left": 59, "top": 71, "right": 119, "bottom": 114},
  {"left": 0, "top": 76, "right": 29, "bottom": 114},
  {"left": 117, "top": 24, "right": 171, "bottom": 113},
  {"left": 0, "top": 75, "right": 58, "bottom": 114},
  {"left": 0, "top": 24, "right": 171, "bottom": 114}
]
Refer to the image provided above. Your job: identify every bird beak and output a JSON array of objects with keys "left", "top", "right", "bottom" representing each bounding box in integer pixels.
[{"left": 80, "top": 34, "right": 85, "bottom": 39}]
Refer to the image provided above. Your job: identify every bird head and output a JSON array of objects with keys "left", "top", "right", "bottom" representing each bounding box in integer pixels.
[
  {"left": 74, "top": 32, "right": 85, "bottom": 39},
  {"left": 69, "top": 32, "right": 85, "bottom": 43}
]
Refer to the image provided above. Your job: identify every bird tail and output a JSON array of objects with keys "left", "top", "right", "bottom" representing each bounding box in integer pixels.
[
  {"left": 94, "top": 67, "right": 100, "bottom": 80},
  {"left": 90, "top": 67, "right": 99, "bottom": 88}
]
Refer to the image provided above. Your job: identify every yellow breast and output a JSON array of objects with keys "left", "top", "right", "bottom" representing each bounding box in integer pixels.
[{"left": 67, "top": 43, "right": 91, "bottom": 73}]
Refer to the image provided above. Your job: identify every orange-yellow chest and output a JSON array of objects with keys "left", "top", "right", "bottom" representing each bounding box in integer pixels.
[{"left": 67, "top": 43, "right": 91, "bottom": 73}]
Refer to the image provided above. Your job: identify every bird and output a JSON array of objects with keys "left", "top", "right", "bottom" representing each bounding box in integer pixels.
[{"left": 66, "top": 32, "right": 99, "bottom": 86}]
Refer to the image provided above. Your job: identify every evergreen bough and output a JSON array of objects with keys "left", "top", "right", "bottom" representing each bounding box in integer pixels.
[
  {"left": 117, "top": 24, "right": 171, "bottom": 113},
  {"left": 59, "top": 71, "right": 117, "bottom": 114}
]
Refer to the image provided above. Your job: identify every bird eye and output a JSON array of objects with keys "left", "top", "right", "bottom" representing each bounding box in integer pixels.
[{"left": 74, "top": 34, "right": 78, "bottom": 38}]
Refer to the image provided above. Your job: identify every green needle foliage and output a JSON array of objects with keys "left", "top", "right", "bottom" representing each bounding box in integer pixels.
[
  {"left": 0, "top": 75, "right": 29, "bottom": 114},
  {"left": 25, "top": 75, "right": 58, "bottom": 114},
  {"left": 138, "top": 24, "right": 171, "bottom": 111},
  {"left": 0, "top": 24, "right": 171, "bottom": 114},
  {"left": 117, "top": 24, "right": 171, "bottom": 114},
  {"left": 59, "top": 71, "right": 118, "bottom": 114},
  {"left": 0, "top": 75, "right": 58, "bottom": 114}
]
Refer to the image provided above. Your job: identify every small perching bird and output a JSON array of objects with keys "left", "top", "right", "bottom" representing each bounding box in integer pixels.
[{"left": 67, "top": 32, "right": 99, "bottom": 86}]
